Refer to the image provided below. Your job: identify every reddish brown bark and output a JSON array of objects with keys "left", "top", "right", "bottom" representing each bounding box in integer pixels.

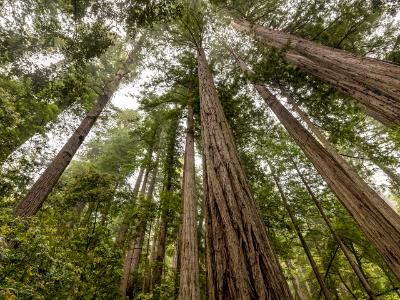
[
  {"left": 178, "top": 103, "right": 200, "bottom": 300},
  {"left": 232, "top": 20, "right": 400, "bottom": 125},
  {"left": 272, "top": 174, "right": 332, "bottom": 300},
  {"left": 233, "top": 55, "right": 400, "bottom": 280},
  {"left": 292, "top": 161, "right": 377, "bottom": 299},
  {"left": 14, "top": 35, "right": 146, "bottom": 217},
  {"left": 197, "top": 45, "right": 292, "bottom": 299}
]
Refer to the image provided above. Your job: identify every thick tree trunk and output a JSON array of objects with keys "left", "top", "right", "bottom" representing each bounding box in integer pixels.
[
  {"left": 197, "top": 45, "right": 292, "bottom": 299},
  {"left": 14, "top": 35, "right": 145, "bottom": 217},
  {"left": 178, "top": 103, "right": 200, "bottom": 300},
  {"left": 232, "top": 20, "right": 400, "bottom": 125},
  {"left": 293, "top": 161, "right": 377, "bottom": 299},
  {"left": 234, "top": 56, "right": 400, "bottom": 280},
  {"left": 273, "top": 175, "right": 332, "bottom": 300}
]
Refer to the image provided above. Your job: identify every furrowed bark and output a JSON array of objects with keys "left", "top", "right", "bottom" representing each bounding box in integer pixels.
[
  {"left": 234, "top": 55, "right": 400, "bottom": 280},
  {"left": 197, "top": 45, "right": 292, "bottom": 299},
  {"left": 231, "top": 20, "right": 400, "bottom": 125},
  {"left": 178, "top": 103, "right": 200, "bottom": 300},
  {"left": 14, "top": 35, "right": 146, "bottom": 217},
  {"left": 292, "top": 161, "right": 377, "bottom": 299},
  {"left": 272, "top": 174, "right": 332, "bottom": 300}
]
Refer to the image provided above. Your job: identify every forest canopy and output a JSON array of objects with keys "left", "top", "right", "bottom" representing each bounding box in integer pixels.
[{"left": 1, "top": 0, "right": 400, "bottom": 299}]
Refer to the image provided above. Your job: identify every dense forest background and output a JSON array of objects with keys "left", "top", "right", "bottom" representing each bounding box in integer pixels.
[{"left": 1, "top": 0, "right": 400, "bottom": 299}]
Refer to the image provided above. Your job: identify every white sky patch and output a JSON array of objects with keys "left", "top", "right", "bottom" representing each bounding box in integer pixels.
[{"left": 112, "top": 68, "right": 157, "bottom": 109}]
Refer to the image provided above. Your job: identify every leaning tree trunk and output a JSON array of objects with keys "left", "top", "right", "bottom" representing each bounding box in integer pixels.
[
  {"left": 292, "top": 161, "right": 377, "bottom": 299},
  {"left": 234, "top": 54, "right": 400, "bottom": 280},
  {"left": 14, "top": 35, "right": 146, "bottom": 217},
  {"left": 197, "top": 45, "right": 292, "bottom": 299},
  {"left": 272, "top": 174, "right": 332, "bottom": 300},
  {"left": 178, "top": 103, "right": 200, "bottom": 300},
  {"left": 231, "top": 20, "right": 400, "bottom": 125}
]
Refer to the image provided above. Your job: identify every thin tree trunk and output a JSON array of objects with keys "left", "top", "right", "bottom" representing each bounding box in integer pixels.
[
  {"left": 272, "top": 174, "right": 332, "bottom": 300},
  {"left": 173, "top": 226, "right": 182, "bottom": 300},
  {"left": 143, "top": 215, "right": 168, "bottom": 293},
  {"left": 231, "top": 20, "right": 400, "bottom": 125},
  {"left": 197, "top": 45, "right": 292, "bottom": 299},
  {"left": 65, "top": 200, "right": 86, "bottom": 229},
  {"left": 178, "top": 103, "right": 200, "bottom": 300},
  {"left": 293, "top": 161, "right": 377, "bottom": 299},
  {"left": 119, "top": 236, "right": 140, "bottom": 297},
  {"left": 124, "top": 142, "right": 161, "bottom": 296},
  {"left": 233, "top": 54, "right": 400, "bottom": 280},
  {"left": 285, "top": 260, "right": 308, "bottom": 300},
  {"left": 119, "top": 136, "right": 162, "bottom": 298},
  {"left": 144, "top": 118, "right": 180, "bottom": 292},
  {"left": 337, "top": 270, "right": 358, "bottom": 300},
  {"left": 14, "top": 35, "right": 146, "bottom": 217},
  {"left": 116, "top": 166, "right": 145, "bottom": 244}
]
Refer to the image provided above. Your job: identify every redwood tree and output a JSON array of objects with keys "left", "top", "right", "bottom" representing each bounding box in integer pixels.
[
  {"left": 233, "top": 54, "right": 400, "bottom": 280},
  {"left": 14, "top": 35, "right": 146, "bottom": 217},
  {"left": 232, "top": 20, "right": 400, "bottom": 125},
  {"left": 178, "top": 102, "right": 200, "bottom": 300},
  {"left": 197, "top": 44, "right": 292, "bottom": 299}
]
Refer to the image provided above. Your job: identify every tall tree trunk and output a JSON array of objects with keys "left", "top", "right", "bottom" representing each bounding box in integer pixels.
[
  {"left": 197, "top": 45, "right": 292, "bottom": 299},
  {"left": 285, "top": 260, "right": 308, "bottom": 300},
  {"left": 143, "top": 215, "right": 168, "bottom": 293},
  {"left": 272, "top": 174, "right": 332, "bottom": 300},
  {"left": 231, "top": 20, "right": 400, "bottom": 125},
  {"left": 178, "top": 103, "right": 200, "bottom": 300},
  {"left": 144, "top": 117, "right": 180, "bottom": 292},
  {"left": 234, "top": 55, "right": 400, "bottom": 280},
  {"left": 124, "top": 142, "right": 162, "bottom": 297},
  {"left": 14, "top": 35, "right": 146, "bottom": 217},
  {"left": 292, "top": 160, "right": 377, "bottom": 299},
  {"left": 116, "top": 166, "right": 145, "bottom": 245},
  {"left": 119, "top": 135, "right": 162, "bottom": 298},
  {"left": 173, "top": 226, "right": 182, "bottom": 300}
]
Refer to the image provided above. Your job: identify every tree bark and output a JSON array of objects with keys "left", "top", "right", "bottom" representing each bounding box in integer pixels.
[
  {"left": 272, "top": 174, "right": 332, "bottom": 300},
  {"left": 197, "top": 45, "right": 292, "bottom": 299},
  {"left": 234, "top": 55, "right": 400, "bottom": 280},
  {"left": 14, "top": 35, "right": 146, "bottom": 217},
  {"left": 292, "top": 161, "right": 377, "bottom": 299},
  {"left": 178, "top": 103, "right": 200, "bottom": 300},
  {"left": 231, "top": 20, "right": 400, "bottom": 125}
]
